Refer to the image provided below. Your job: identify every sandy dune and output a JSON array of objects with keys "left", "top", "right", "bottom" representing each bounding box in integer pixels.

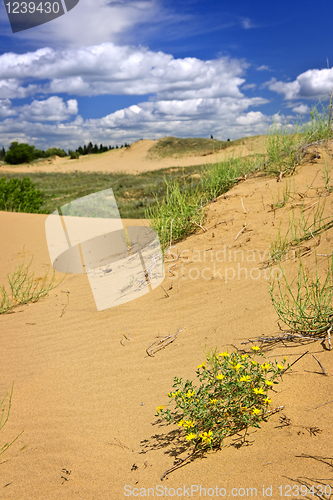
[
  {"left": 1, "top": 141, "right": 333, "bottom": 499},
  {"left": 0, "top": 136, "right": 266, "bottom": 175}
]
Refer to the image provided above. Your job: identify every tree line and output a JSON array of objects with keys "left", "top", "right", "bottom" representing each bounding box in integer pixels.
[{"left": 0, "top": 141, "right": 130, "bottom": 164}]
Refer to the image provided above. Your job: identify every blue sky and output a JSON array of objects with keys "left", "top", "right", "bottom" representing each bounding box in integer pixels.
[{"left": 0, "top": 0, "right": 333, "bottom": 151}]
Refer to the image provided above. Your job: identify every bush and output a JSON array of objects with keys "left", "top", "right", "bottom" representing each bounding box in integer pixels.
[
  {"left": 4, "top": 142, "right": 36, "bottom": 164},
  {"left": 156, "top": 348, "right": 288, "bottom": 478},
  {"left": 0, "top": 177, "right": 44, "bottom": 213},
  {"left": 45, "top": 147, "right": 67, "bottom": 158},
  {"left": 69, "top": 150, "right": 80, "bottom": 159}
]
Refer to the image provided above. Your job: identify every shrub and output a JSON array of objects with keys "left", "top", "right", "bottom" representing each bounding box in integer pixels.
[
  {"left": 4, "top": 142, "right": 36, "bottom": 164},
  {"left": 0, "top": 177, "right": 44, "bottom": 213},
  {"left": 45, "top": 147, "right": 67, "bottom": 158},
  {"left": 69, "top": 150, "right": 80, "bottom": 159},
  {"left": 156, "top": 348, "right": 288, "bottom": 478}
]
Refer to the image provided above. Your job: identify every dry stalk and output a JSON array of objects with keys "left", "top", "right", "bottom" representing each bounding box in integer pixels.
[
  {"left": 312, "top": 355, "right": 327, "bottom": 375},
  {"left": 146, "top": 327, "right": 186, "bottom": 357},
  {"left": 234, "top": 223, "right": 249, "bottom": 241}
]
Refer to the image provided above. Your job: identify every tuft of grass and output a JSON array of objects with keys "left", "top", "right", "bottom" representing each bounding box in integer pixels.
[
  {"left": 0, "top": 251, "right": 64, "bottom": 314},
  {"left": 269, "top": 253, "right": 333, "bottom": 336},
  {"left": 269, "top": 198, "right": 333, "bottom": 263},
  {"left": 269, "top": 221, "right": 292, "bottom": 263},
  {"left": 156, "top": 347, "right": 288, "bottom": 479},
  {"left": 145, "top": 178, "right": 206, "bottom": 252},
  {"left": 271, "top": 178, "right": 294, "bottom": 209},
  {"left": 263, "top": 121, "right": 300, "bottom": 176},
  {"left": 0, "top": 384, "right": 23, "bottom": 456},
  {"left": 200, "top": 156, "right": 256, "bottom": 201},
  {"left": 146, "top": 155, "right": 260, "bottom": 252}
]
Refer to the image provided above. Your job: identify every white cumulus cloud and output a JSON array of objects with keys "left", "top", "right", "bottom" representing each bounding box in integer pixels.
[
  {"left": 267, "top": 68, "right": 333, "bottom": 100},
  {"left": 0, "top": 99, "right": 16, "bottom": 119},
  {"left": 292, "top": 104, "right": 310, "bottom": 114},
  {"left": 0, "top": 43, "right": 249, "bottom": 100},
  {"left": 18, "top": 97, "right": 78, "bottom": 122}
]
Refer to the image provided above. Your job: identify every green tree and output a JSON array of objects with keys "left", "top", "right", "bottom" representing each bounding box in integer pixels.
[{"left": 5, "top": 142, "right": 36, "bottom": 164}]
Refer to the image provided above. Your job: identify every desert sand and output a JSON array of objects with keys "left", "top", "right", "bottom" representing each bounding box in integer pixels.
[
  {"left": 0, "top": 136, "right": 266, "bottom": 175},
  {"left": 1, "top": 140, "right": 333, "bottom": 499}
]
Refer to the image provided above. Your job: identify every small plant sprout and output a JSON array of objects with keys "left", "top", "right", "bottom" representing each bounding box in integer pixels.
[{"left": 156, "top": 348, "right": 288, "bottom": 479}]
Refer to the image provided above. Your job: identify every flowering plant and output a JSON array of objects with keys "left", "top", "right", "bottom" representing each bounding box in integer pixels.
[{"left": 156, "top": 347, "right": 288, "bottom": 457}]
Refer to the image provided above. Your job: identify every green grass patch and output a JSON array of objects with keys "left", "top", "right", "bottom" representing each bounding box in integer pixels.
[
  {"left": 0, "top": 165, "right": 207, "bottom": 219},
  {"left": 147, "top": 136, "right": 245, "bottom": 159},
  {"left": 270, "top": 253, "right": 333, "bottom": 336}
]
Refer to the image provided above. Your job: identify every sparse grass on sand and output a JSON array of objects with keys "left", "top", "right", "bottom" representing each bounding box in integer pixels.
[
  {"left": 0, "top": 251, "right": 64, "bottom": 314},
  {"left": 270, "top": 252, "right": 333, "bottom": 338},
  {"left": 147, "top": 136, "right": 244, "bottom": 159},
  {"left": 0, "top": 384, "right": 23, "bottom": 456}
]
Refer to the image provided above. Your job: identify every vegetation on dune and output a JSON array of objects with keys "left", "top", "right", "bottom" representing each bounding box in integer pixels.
[
  {"left": 156, "top": 347, "right": 289, "bottom": 479},
  {"left": 0, "top": 177, "right": 44, "bottom": 213},
  {"left": 0, "top": 140, "right": 130, "bottom": 166},
  {"left": 147, "top": 136, "right": 241, "bottom": 158},
  {"left": 0, "top": 251, "right": 64, "bottom": 314},
  {"left": 0, "top": 384, "right": 23, "bottom": 456}
]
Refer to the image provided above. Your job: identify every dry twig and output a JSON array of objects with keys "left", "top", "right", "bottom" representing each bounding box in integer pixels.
[
  {"left": 234, "top": 223, "right": 249, "bottom": 241},
  {"left": 146, "top": 327, "right": 186, "bottom": 357},
  {"left": 312, "top": 354, "right": 327, "bottom": 375}
]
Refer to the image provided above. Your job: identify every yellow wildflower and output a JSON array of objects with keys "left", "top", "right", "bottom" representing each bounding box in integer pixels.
[
  {"left": 233, "top": 363, "right": 242, "bottom": 372},
  {"left": 251, "top": 360, "right": 258, "bottom": 366},
  {"left": 209, "top": 398, "right": 217, "bottom": 405},
  {"left": 197, "top": 362, "right": 206, "bottom": 369},
  {"left": 156, "top": 405, "right": 165, "bottom": 411},
  {"left": 264, "top": 397, "right": 271, "bottom": 404},
  {"left": 283, "top": 356, "right": 287, "bottom": 362},
  {"left": 251, "top": 346, "right": 260, "bottom": 351},
  {"left": 186, "top": 390, "right": 195, "bottom": 398},
  {"left": 265, "top": 380, "right": 273, "bottom": 386},
  {"left": 241, "top": 354, "right": 249, "bottom": 359},
  {"left": 186, "top": 433, "right": 197, "bottom": 441},
  {"left": 261, "top": 363, "right": 271, "bottom": 371},
  {"left": 252, "top": 408, "right": 260, "bottom": 415},
  {"left": 183, "top": 420, "right": 195, "bottom": 429},
  {"left": 253, "top": 387, "right": 265, "bottom": 395},
  {"left": 200, "top": 430, "right": 213, "bottom": 443},
  {"left": 219, "top": 351, "right": 230, "bottom": 357},
  {"left": 276, "top": 364, "right": 284, "bottom": 370},
  {"left": 177, "top": 419, "right": 185, "bottom": 427},
  {"left": 238, "top": 375, "right": 251, "bottom": 382},
  {"left": 216, "top": 374, "right": 224, "bottom": 380}
]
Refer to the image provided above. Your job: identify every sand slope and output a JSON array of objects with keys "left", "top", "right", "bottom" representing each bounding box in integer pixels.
[
  {"left": 1, "top": 142, "right": 333, "bottom": 499},
  {"left": 0, "top": 136, "right": 265, "bottom": 175}
]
